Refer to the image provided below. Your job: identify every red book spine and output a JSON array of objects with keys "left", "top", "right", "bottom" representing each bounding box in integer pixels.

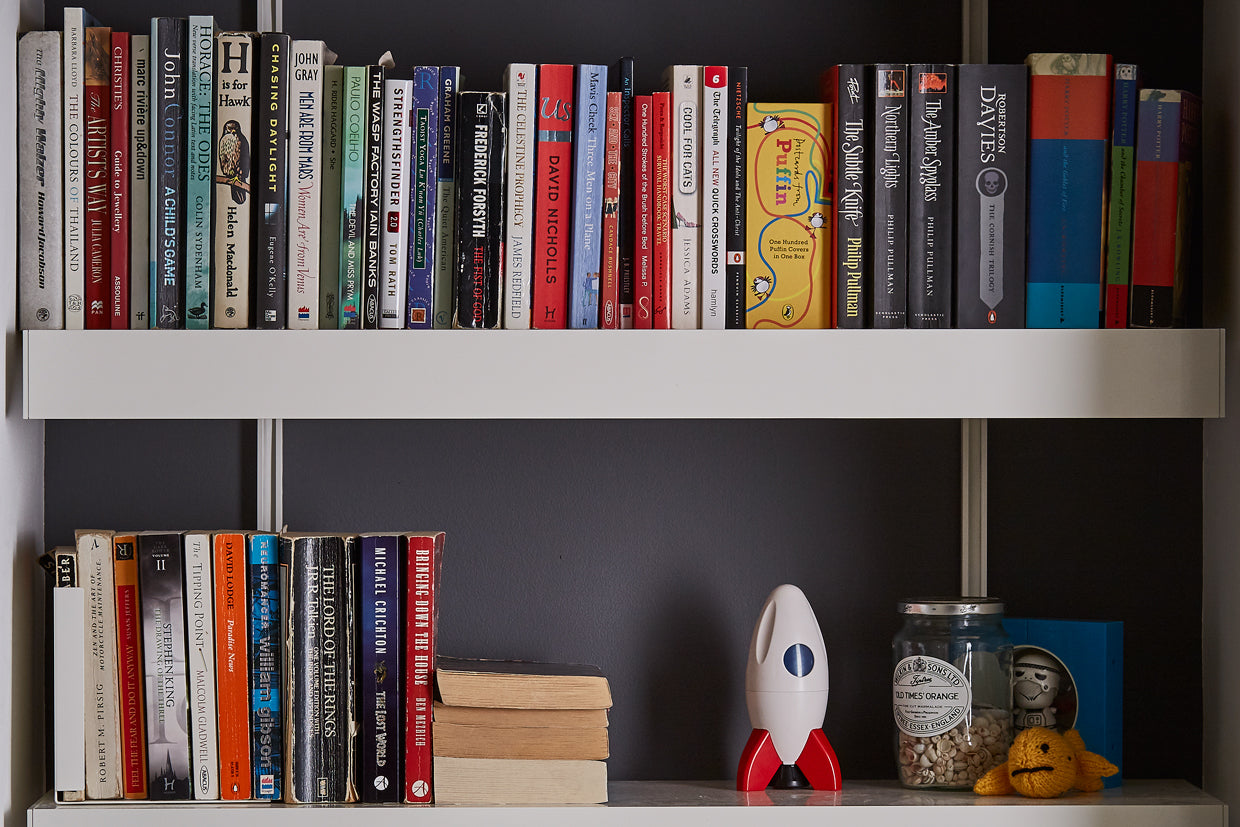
[
  {"left": 404, "top": 531, "right": 445, "bottom": 804},
  {"left": 213, "top": 533, "right": 252, "bottom": 800},
  {"left": 531, "top": 64, "right": 574, "bottom": 329},
  {"left": 651, "top": 91, "right": 672, "bottom": 329},
  {"left": 83, "top": 28, "right": 112, "bottom": 329},
  {"left": 113, "top": 535, "right": 147, "bottom": 799},
  {"left": 599, "top": 92, "right": 622, "bottom": 329},
  {"left": 109, "top": 33, "right": 130, "bottom": 329},
  {"left": 634, "top": 95, "right": 653, "bottom": 328}
]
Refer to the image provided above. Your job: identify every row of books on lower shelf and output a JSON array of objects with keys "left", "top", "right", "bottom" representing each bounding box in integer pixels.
[{"left": 45, "top": 529, "right": 611, "bottom": 806}]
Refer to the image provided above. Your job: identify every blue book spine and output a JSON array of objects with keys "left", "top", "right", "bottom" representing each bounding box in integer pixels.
[
  {"left": 359, "top": 535, "right": 402, "bottom": 802},
  {"left": 432, "top": 66, "right": 459, "bottom": 328},
  {"left": 406, "top": 66, "right": 439, "bottom": 328},
  {"left": 185, "top": 16, "right": 214, "bottom": 329},
  {"left": 568, "top": 64, "right": 607, "bottom": 328},
  {"left": 248, "top": 533, "right": 281, "bottom": 800}
]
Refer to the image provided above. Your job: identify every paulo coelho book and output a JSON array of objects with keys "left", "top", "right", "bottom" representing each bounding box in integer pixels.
[{"left": 744, "top": 103, "right": 831, "bottom": 328}]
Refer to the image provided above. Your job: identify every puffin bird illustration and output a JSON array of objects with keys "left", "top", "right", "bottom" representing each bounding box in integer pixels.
[{"left": 218, "top": 120, "right": 251, "bottom": 204}]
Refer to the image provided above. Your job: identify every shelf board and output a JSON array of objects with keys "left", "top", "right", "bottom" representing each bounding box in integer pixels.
[
  {"left": 23, "top": 329, "right": 1225, "bottom": 420},
  {"left": 28, "top": 780, "right": 1226, "bottom": 826}
]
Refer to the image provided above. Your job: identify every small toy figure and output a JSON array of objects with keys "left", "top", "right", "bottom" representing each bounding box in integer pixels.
[
  {"left": 974, "top": 726, "right": 1117, "bottom": 798},
  {"left": 1013, "top": 650, "right": 1062, "bottom": 730}
]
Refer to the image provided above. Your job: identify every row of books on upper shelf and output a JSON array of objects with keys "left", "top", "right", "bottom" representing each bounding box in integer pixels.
[
  {"left": 17, "top": 8, "right": 1200, "bottom": 332},
  {"left": 45, "top": 529, "right": 612, "bottom": 806}
]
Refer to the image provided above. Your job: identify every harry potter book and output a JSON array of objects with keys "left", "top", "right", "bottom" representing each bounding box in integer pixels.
[{"left": 1104, "top": 64, "right": 1141, "bottom": 328}]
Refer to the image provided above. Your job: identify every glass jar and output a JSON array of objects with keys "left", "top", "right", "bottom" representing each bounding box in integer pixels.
[{"left": 892, "top": 598, "right": 1013, "bottom": 790}]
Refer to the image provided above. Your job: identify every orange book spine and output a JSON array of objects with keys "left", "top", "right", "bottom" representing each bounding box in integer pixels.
[
  {"left": 214, "top": 532, "right": 252, "bottom": 800},
  {"left": 113, "top": 534, "right": 147, "bottom": 798}
]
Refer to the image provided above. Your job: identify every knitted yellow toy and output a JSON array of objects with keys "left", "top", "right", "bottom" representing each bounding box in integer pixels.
[{"left": 973, "top": 727, "right": 1118, "bottom": 798}]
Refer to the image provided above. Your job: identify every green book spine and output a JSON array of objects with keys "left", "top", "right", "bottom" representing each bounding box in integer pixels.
[
  {"left": 319, "top": 65, "right": 343, "bottom": 328},
  {"left": 1103, "top": 63, "right": 1139, "bottom": 328},
  {"left": 185, "top": 16, "right": 215, "bottom": 329},
  {"left": 338, "top": 66, "right": 367, "bottom": 328}
]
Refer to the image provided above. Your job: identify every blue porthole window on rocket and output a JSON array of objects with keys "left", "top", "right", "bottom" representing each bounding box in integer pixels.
[{"left": 784, "top": 643, "right": 814, "bottom": 677}]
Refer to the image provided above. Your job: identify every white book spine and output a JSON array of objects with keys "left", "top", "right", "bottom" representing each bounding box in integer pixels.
[
  {"left": 183, "top": 532, "right": 220, "bottom": 799},
  {"left": 19, "top": 32, "right": 64, "bottom": 330},
  {"left": 379, "top": 78, "right": 413, "bottom": 329},
  {"left": 54, "top": 586, "right": 86, "bottom": 798},
  {"left": 78, "top": 530, "right": 122, "bottom": 800},
  {"left": 287, "top": 41, "right": 326, "bottom": 329},
  {"left": 213, "top": 33, "right": 256, "bottom": 328},
  {"left": 701, "top": 67, "right": 728, "bottom": 330},
  {"left": 665, "top": 65, "right": 702, "bottom": 329},
  {"left": 129, "top": 35, "right": 150, "bottom": 328},
  {"left": 503, "top": 64, "right": 535, "bottom": 329},
  {"left": 63, "top": 9, "right": 92, "bottom": 329}
]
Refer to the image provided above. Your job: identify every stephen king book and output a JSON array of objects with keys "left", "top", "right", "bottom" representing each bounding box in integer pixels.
[
  {"left": 531, "top": 64, "right": 573, "bottom": 329},
  {"left": 908, "top": 64, "right": 955, "bottom": 329},
  {"left": 257, "top": 32, "right": 291, "bottom": 329},
  {"left": 453, "top": 91, "right": 506, "bottom": 329},
  {"left": 213, "top": 32, "right": 256, "bottom": 329}
]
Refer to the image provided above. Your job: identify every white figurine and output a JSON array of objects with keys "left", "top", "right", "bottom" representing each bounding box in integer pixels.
[{"left": 1013, "top": 650, "right": 1062, "bottom": 730}]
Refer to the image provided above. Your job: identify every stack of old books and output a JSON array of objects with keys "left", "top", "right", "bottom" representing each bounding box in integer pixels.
[{"left": 431, "top": 656, "right": 612, "bottom": 804}]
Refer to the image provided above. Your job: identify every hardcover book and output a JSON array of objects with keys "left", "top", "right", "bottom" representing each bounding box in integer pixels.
[
  {"left": 404, "top": 531, "right": 445, "bottom": 804},
  {"left": 64, "top": 7, "right": 101, "bottom": 330},
  {"left": 83, "top": 26, "right": 110, "bottom": 330},
  {"left": 362, "top": 63, "right": 387, "bottom": 328},
  {"left": 634, "top": 94, "right": 653, "bottom": 328},
  {"left": 112, "top": 534, "right": 147, "bottom": 799},
  {"left": 569, "top": 64, "right": 607, "bottom": 328},
  {"left": 832, "top": 64, "right": 867, "bottom": 328},
  {"left": 453, "top": 91, "right": 506, "bottom": 328},
  {"left": 745, "top": 102, "right": 831, "bottom": 328},
  {"left": 871, "top": 63, "right": 908, "bottom": 328},
  {"left": 432, "top": 66, "right": 460, "bottom": 329},
  {"left": 651, "top": 90, "right": 672, "bottom": 329},
  {"left": 432, "top": 703, "right": 608, "bottom": 729},
  {"left": 956, "top": 63, "right": 1028, "bottom": 328},
  {"left": 78, "top": 529, "right": 122, "bottom": 799},
  {"left": 1129, "top": 89, "right": 1201, "bottom": 328},
  {"left": 615, "top": 57, "right": 636, "bottom": 328},
  {"left": 432, "top": 722, "right": 608, "bottom": 761},
  {"left": 665, "top": 65, "right": 701, "bottom": 328},
  {"left": 248, "top": 532, "right": 281, "bottom": 800},
  {"left": 19, "top": 31, "right": 64, "bottom": 330},
  {"left": 136, "top": 531, "right": 190, "bottom": 800},
  {"left": 182, "top": 532, "right": 219, "bottom": 799},
  {"left": 380, "top": 78, "right": 413, "bottom": 329},
  {"left": 431, "top": 756, "right": 607, "bottom": 805},
  {"left": 406, "top": 66, "right": 440, "bottom": 328},
  {"left": 212, "top": 532, "right": 250, "bottom": 800},
  {"left": 151, "top": 18, "right": 186, "bottom": 329},
  {"left": 908, "top": 64, "right": 955, "bottom": 329},
  {"left": 1104, "top": 64, "right": 1141, "bottom": 328},
  {"left": 184, "top": 17, "right": 215, "bottom": 330},
  {"left": 701, "top": 66, "right": 727, "bottom": 329},
  {"left": 129, "top": 34, "right": 149, "bottom": 328},
  {"left": 503, "top": 63, "right": 535, "bottom": 329},
  {"left": 288, "top": 40, "right": 330, "bottom": 330},
  {"left": 726, "top": 66, "right": 748, "bottom": 329},
  {"left": 213, "top": 32, "right": 256, "bottom": 329},
  {"left": 531, "top": 64, "right": 573, "bottom": 329},
  {"left": 109, "top": 32, "right": 129, "bottom": 328},
  {"left": 358, "top": 534, "right": 403, "bottom": 803},
  {"left": 257, "top": 32, "right": 291, "bottom": 329},
  {"left": 435, "top": 657, "right": 613, "bottom": 710},
  {"left": 599, "top": 91, "right": 622, "bottom": 329},
  {"left": 319, "top": 64, "right": 343, "bottom": 329},
  {"left": 1026, "top": 52, "right": 1112, "bottom": 328},
  {"left": 338, "top": 65, "right": 367, "bottom": 328}
]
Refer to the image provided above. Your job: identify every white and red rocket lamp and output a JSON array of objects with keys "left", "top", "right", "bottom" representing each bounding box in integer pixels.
[{"left": 736, "top": 584, "right": 842, "bottom": 792}]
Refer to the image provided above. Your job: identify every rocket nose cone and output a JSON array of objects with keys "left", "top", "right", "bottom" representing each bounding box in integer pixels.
[{"left": 746, "top": 585, "right": 829, "bottom": 694}]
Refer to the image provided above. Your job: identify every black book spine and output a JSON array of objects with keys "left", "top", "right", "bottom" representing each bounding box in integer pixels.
[
  {"left": 835, "top": 63, "right": 868, "bottom": 328},
  {"left": 908, "top": 64, "right": 955, "bottom": 329},
  {"left": 362, "top": 64, "right": 386, "bottom": 328},
  {"left": 871, "top": 63, "right": 908, "bottom": 328},
  {"left": 453, "top": 91, "right": 506, "bottom": 328},
  {"left": 257, "top": 32, "right": 290, "bottom": 329},
  {"left": 153, "top": 18, "right": 186, "bottom": 329},
  {"left": 282, "top": 536, "right": 322, "bottom": 803},
  {"left": 613, "top": 57, "right": 635, "bottom": 326},
  {"left": 358, "top": 535, "right": 402, "bottom": 803},
  {"left": 725, "top": 66, "right": 748, "bottom": 329}
]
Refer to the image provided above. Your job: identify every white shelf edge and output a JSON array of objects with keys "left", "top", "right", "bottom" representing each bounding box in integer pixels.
[{"left": 22, "top": 329, "right": 1225, "bottom": 420}]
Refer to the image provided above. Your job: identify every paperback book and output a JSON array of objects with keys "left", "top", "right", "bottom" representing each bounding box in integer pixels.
[
  {"left": 1104, "top": 64, "right": 1141, "bottom": 328},
  {"left": 319, "top": 64, "right": 343, "bottom": 329},
  {"left": 182, "top": 531, "right": 219, "bottom": 799},
  {"left": 82, "top": 26, "right": 110, "bottom": 330},
  {"left": 725, "top": 66, "right": 748, "bottom": 329},
  {"left": 908, "top": 64, "right": 954, "bottom": 329},
  {"left": 64, "top": 7, "right": 101, "bottom": 329},
  {"left": 380, "top": 78, "right": 413, "bottom": 329},
  {"left": 78, "top": 529, "right": 122, "bottom": 799},
  {"left": 257, "top": 32, "right": 291, "bottom": 329},
  {"left": 362, "top": 63, "right": 387, "bottom": 328},
  {"left": 871, "top": 63, "right": 908, "bottom": 328},
  {"left": 615, "top": 56, "right": 636, "bottom": 327},
  {"left": 701, "top": 65, "right": 727, "bottom": 329},
  {"left": 248, "top": 532, "right": 281, "bottom": 800},
  {"left": 212, "top": 32, "right": 256, "bottom": 329},
  {"left": 531, "top": 63, "right": 573, "bottom": 329},
  {"left": 599, "top": 91, "right": 622, "bottom": 329},
  {"left": 503, "top": 63, "right": 535, "bottom": 329},
  {"left": 634, "top": 94, "right": 653, "bottom": 328},
  {"left": 18, "top": 31, "right": 63, "bottom": 330},
  {"left": 338, "top": 65, "right": 367, "bottom": 328},
  {"left": 130, "top": 34, "right": 149, "bottom": 328},
  {"left": 432, "top": 66, "right": 460, "bottom": 329},
  {"left": 184, "top": 16, "right": 215, "bottom": 330},
  {"left": 150, "top": 17, "right": 186, "bottom": 329},
  {"left": 358, "top": 534, "right": 403, "bottom": 803},
  {"left": 406, "top": 66, "right": 440, "bottom": 328},
  {"left": 404, "top": 531, "right": 445, "bottom": 804},
  {"left": 288, "top": 40, "right": 330, "bottom": 329},
  {"left": 832, "top": 63, "right": 867, "bottom": 328},
  {"left": 212, "top": 532, "right": 251, "bottom": 800},
  {"left": 109, "top": 32, "right": 130, "bottom": 328},
  {"left": 665, "top": 64, "right": 701, "bottom": 328},
  {"left": 569, "top": 64, "right": 607, "bottom": 329},
  {"left": 452, "top": 91, "right": 506, "bottom": 329},
  {"left": 112, "top": 534, "right": 147, "bottom": 799},
  {"left": 651, "top": 90, "right": 671, "bottom": 328}
]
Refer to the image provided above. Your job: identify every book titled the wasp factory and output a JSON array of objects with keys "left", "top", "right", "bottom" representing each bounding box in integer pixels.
[
  {"left": 453, "top": 91, "right": 506, "bottom": 328},
  {"left": 362, "top": 62, "right": 387, "bottom": 328},
  {"left": 744, "top": 103, "right": 831, "bottom": 328}
]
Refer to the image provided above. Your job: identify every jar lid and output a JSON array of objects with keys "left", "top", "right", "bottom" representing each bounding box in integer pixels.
[{"left": 898, "top": 597, "right": 1005, "bottom": 615}]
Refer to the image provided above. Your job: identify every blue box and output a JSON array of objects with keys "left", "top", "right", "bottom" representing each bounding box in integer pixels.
[{"left": 1003, "top": 618, "right": 1123, "bottom": 787}]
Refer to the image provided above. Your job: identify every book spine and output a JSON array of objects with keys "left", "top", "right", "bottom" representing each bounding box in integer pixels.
[
  {"left": 725, "top": 66, "right": 747, "bottom": 329},
  {"left": 1026, "top": 52, "right": 1111, "bottom": 328},
  {"left": 403, "top": 532, "right": 444, "bottom": 804},
  {"left": 212, "top": 532, "right": 251, "bottom": 800},
  {"left": 248, "top": 532, "right": 282, "bottom": 800},
  {"left": 212, "top": 33, "right": 255, "bottom": 329},
  {"left": 136, "top": 532, "right": 191, "bottom": 800},
  {"left": 182, "top": 532, "right": 219, "bottom": 799},
  {"left": 615, "top": 57, "right": 635, "bottom": 328},
  {"left": 64, "top": 9, "right": 88, "bottom": 329},
  {"left": 282, "top": 536, "right": 322, "bottom": 803},
  {"left": 112, "top": 535, "right": 147, "bottom": 799},
  {"left": 379, "top": 79, "right": 413, "bottom": 329},
  {"left": 432, "top": 66, "right": 459, "bottom": 328},
  {"left": 129, "top": 35, "right": 149, "bottom": 328},
  {"left": 634, "top": 94, "right": 653, "bottom": 328},
  {"left": 184, "top": 17, "right": 214, "bottom": 329},
  {"left": 701, "top": 66, "right": 727, "bottom": 329},
  {"left": 530, "top": 64, "right": 573, "bottom": 329},
  {"left": 871, "top": 64, "right": 908, "bottom": 328},
  {"left": 319, "top": 64, "right": 343, "bottom": 329},
  {"left": 652, "top": 90, "right": 672, "bottom": 329},
  {"left": 152, "top": 18, "right": 186, "bottom": 329},
  {"left": 288, "top": 42, "right": 326, "bottom": 329},
  {"left": 257, "top": 33, "right": 290, "bottom": 329},
  {"left": 1104, "top": 64, "right": 1140, "bottom": 328},
  {"left": 406, "top": 67, "right": 440, "bottom": 328},
  {"left": 666, "top": 65, "right": 701, "bottom": 328},
  {"left": 955, "top": 63, "right": 1028, "bottom": 328},
  {"left": 83, "top": 27, "right": 111, "bottom": 330},
  {"left": 362, "top": 64, "right": 386, "bottom": 328},
  {"left": 19, "top": 31, "right": 64, "bottom": 330},
  {"left": 338, "top": 66, "right": 367, "bottom": 328},
  {"left": 908, "top": 64, "right": 955, "bottom": 329},
  {"left": 109, "top": 33, "right": 129, "bottom": 328},
  {"left": 78, "top": 529, "right": 122, "bottom": 799},
  {"left": 359, "top": 536, "right": 402, "bottom": 803},
  {"left": 835, "top": 63, "right": 867, "bottom": 328},
  {"left": 53, "top": 547, "right": 85, "bottom": 800},
  {"left": 567, "top": 64, "right": 607, "bottom": 329},
  {"left": 452, "top": 91, "right": 506, "bottom": 328},
  {"left": 599, "top": 91, "right": 622, "bottom": 329},
  {"left": 503, "top": 63, "right": 535, "bottom": 329}
]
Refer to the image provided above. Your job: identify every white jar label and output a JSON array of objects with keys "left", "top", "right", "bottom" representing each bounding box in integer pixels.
[{"left": 892, "top": 656, "right": 972, "bottom": 737}]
